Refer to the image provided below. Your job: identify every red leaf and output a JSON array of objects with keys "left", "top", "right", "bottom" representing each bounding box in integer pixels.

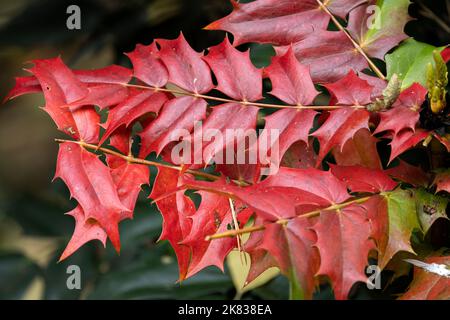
[
  {"left": 280, "top": 31, "right": 368, "bottom": 83},
  {"left": 100, "top": 89, "right": 169, "bottom": 146},
  {"left": 59, "top": 206, "right": 107, "bottom": 261},
  {"left": 4, "top": 75, "right": 42, "bottom": 101},
  {"left": 150, "top": 167, "right": 195, "bottom": 280},
  {"left": 244, "top": 224, "right": 278, "bottom": 283},
  {"left": 260, "top": 109, "right": 316, "bottom": 169},
  {"left": 182, "top": 192, "right": 252, "bottom": 278},
  {"left": 388, "top": 129, "right": 429, "bottom": 163},
  {"left": 205, "top": 0, "right": 328, "bottom": 46},
  {"left": 139, "top": 96, "right": 207, "bottom": 158},
  {"left": 29, "top": 58, "right": 90, "bottom": 139},
  {"left": 261, "top": 219, "right": 320, "bottom": 299},
  {"left": 205, "top": 0, "right": 364, "bottom": 46},
  {"left": 374, "top": 107, "right": 420, "bottom": 136},
  {"left": 330, "top": 164, "right": 398, "bottom": 193},
  {"left": 374, "top": 83, "right": 426, "bottom": 136},
  {"left": 126, "top": 42, "right": 169, "bottom": 87},
  {"left": 359, "top": 73, "right": 387, "bottom": 100},
  {"left": 74, "top": 65, "right": 132, "bottom": 84},
  {"left": 347, "top": 2, "right": 410, "bottom": 60},
  {"left": 393, "top": 83, "right": 428, "bottom": 109},
  {"left": 315, "top": 203, "right": 374, "bottom": 300},
  {"left": 106, "top": 129, "right": 150, "bottom": 215},
  {"left": 265, "top": 47, "right": 318, "bottom": 105},
  {"left": 157, "top": 33, "right": 213, "bottom": 94},
  {"left": 332, "top": 129, "right": 382, "bottom": 169},
  {"left": 5, "top": 64, "right": 132, "bottom": 102},
  {"left": 280, "top": 140, "right": 318, "bottom": 169},
  {"left": 187, "top": 103, "right": 259, "bottom": 168},
  {"left": 203, "top": 37, "right": 262, "bottom": 101},
  {"left": 65, "top": 84, "right": 129, "bottom": 110},
  {"left": 181, "top": 167, "right": 350, "bottom": 220},
  {"left": 55, "top": 142, "right": 129, "bottom": 252},
  {"left": 324, "top": 70, "right": 373, "bottom": 106},
  {"left": 386, "top": 160, "right": 430, "bottom": 187},
  {"left": 441, "top": 47, "right": 450, "bottom": 63},
  {"left": 312, "top": 108, "right": 370, "bottom": 166}
]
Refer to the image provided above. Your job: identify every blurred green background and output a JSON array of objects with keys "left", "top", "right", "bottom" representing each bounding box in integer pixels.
[{"left": 0, "top": 0, "right": 448, "bottom": 300}]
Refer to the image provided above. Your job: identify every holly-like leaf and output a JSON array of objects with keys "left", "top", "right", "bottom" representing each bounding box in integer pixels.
[
  {"left": 59, "top": 206, "right": 107, "bottom": 261},
  {"left": 100, "top": 90, "right": 169, "bottom": 146},
  {"left": 314, "top": 202, "right": 374, "bottom": 300},
  {"left": 279, "top": 31, "right": 368, "bottom": 83},
  {"left": 205, "top": 0, "right": 325, "bottom": 46},
  {"left": 400, "top": 255, "right": 450, "bottom": 300},
  {"left": 203, "top": 37, "right": 262, "bottom": 101},
  {"left": 126, "top": 42, "right": 169, "bottom": 88},
  {"left": 181, "top": 192, "right": 252, "bottom": 278},
  {"left": 388, "top": 129, "right": 429, "bottom": 163},
  {"left": 312, "top": 108, "right": 370, "bottom": 166},
  {"left": 181, "top": 167, "right": 350, "bottom": 221},
  {"left": 347, "top": 0, "right": 411, "bottom": 60},
  {"left": 281, "top": 140, "right": 318, "bottom": 169},
  {"left": 55, "top": 142, "right": 130, "bottom": 252},
  {"left": 366, "top": 189, "right": 421, "bottom": 269},
  {"left": 386, "top": 160, "right": 430, "bottom": 187},
  {"left": 261, "top": 219, "right": 320, "bottom": 300},
  {"left": 157, "top": 33, "right": 213, "bottom": 94},
  {"left": 332, "top": 129, "right": 382, "bottom": 169},
  {"left": 139, "top": 96, "right": 207, "bottom": 158},
  {"left": 150, "top": 167, "right": 195, "bottom": 280},
  {"left": 324, "top": 70, "right": 373, "bottom": 106},
  {"left": 5, "top": 64, "right": 132, "bottom": 102},
  {"left": 265, "top": 47, "right": 318, "bottom": 106},
  {"left": 260, "top": 109, "right": 316, "bottom": 171},
  {"left": 187, "top": 103, "right": 259, "bottom": 168},
  {"left": 386, "top": 39, "right": 446, "bottom": 90},
  {"left": 374, "top": 83, "right": 427, "bottom": 137},
  {"left": 330, "top": 165, "right": 397, "bottom": 193}
]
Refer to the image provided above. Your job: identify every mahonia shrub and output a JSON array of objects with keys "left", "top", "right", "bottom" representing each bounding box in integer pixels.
[{"left": 5, "top": 0, "right": 450, "bottom": 299}]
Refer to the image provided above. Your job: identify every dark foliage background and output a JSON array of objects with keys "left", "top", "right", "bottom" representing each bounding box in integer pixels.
[{"left": 0, "top": 0, "right": 448, "bottom": 300}]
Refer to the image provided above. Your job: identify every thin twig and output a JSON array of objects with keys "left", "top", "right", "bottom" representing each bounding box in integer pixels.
[
  {"left": 206, "top": 196, "right": 372, "bottom": 240},
  {"left": 124, "top": 83, "right": 365, "bottom": 110},
  {"left": 55, "top": 138, "right": 226, "bottom": 182},
  {"left": 316, "top": 0, "right": 386, "bottom": 80}
]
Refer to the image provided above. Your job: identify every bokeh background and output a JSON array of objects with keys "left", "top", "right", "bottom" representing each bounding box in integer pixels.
[{"left": 0, "top": 0, "right": 448, "bottom": 300}]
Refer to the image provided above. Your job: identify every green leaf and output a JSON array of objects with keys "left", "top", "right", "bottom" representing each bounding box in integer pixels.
[
  {"left": 379, "top": 189, "right": 422, "bottom": 268},
  {"left": 386, "top": 38, "right": 445, "bottom": 90},
  {"left": 415, "top": 189, "right": 449, "bottom": 235},
  {"left": 226, "top": 250, "right": 279, "bottom": 298}
]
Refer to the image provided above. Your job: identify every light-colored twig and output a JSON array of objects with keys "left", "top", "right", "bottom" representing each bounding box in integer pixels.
[
  {"left": 206, "top": 196, "right": 372, "bottom": 240},
  {"left": 316, "top": 0, "right": 386, "bottom": 80}
]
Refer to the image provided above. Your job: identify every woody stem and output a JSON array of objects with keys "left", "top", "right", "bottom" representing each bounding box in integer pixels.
[
  {"left": 316, "top": 0, "right": 386, "bottom": 80},
  {"left": 205, "top": 196, "right": 372, "bottom": 240},
  {"left": 123, "top": 83, "right": 366, "bottom": 110},
  {"left": 54, "top": 138, "right": 238, "bottom": 183}
]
